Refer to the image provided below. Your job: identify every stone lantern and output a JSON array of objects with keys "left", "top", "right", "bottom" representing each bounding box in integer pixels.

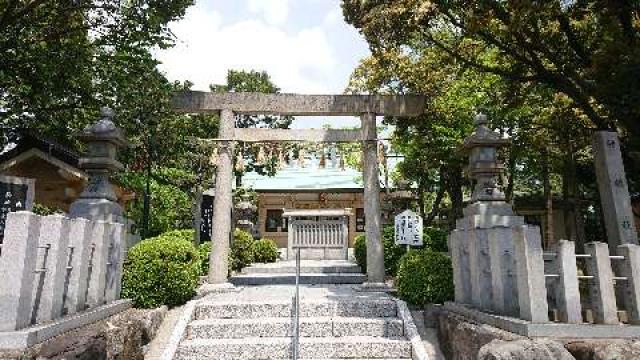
[
  {"left": 461, "top": 112, "right": 512, "bottom": 216},
  {"left": 69, "top": 107, "right": 129, "bottom": 223}
]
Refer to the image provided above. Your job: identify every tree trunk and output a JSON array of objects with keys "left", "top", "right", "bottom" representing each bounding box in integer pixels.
[
  {"left": 446, "top": 164, "right": 465, "bottom": 231},
  {"left": 417, "top": 179, "right": 427, "bottom": 220},
  {"left": 562, "top": 144, "right": 586, "bottom": 251},
  {"left": 506, "top": 141, "right": 517, "bottom": 203},
  {"left": 192, "top": 185, "right": 203, "bottom": 246},
  {"left": 426, "top": 183, "right": 446, "bottom": 227}
]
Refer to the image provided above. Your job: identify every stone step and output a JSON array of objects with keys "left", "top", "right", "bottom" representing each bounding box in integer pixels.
[
  {"left": 187, "top": 316, "right": 404, "bottom": 339},
  {"left": 229, "top": 273, "right": 367, "bottom": 286},
  {"left": 242, "top": 261, "right": 362, "bottom": 275},
  {"left": 175, "top": 336, "right": 412, "bottom": 360},
  {"left": 194, "top": 299, "right": 398, "bottom": 320}
]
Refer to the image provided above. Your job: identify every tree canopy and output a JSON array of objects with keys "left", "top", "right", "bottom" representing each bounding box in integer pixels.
[{"left": 342, "top": 0, "right": 640, "bottom": 138}]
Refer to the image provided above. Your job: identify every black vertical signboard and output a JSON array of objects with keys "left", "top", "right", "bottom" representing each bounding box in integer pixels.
[
  {"left": 200, "top": 194, "right": 215, "bottom": 242},
  {"left": 0, "top": 181, "right": 30, "bottom": 244}
]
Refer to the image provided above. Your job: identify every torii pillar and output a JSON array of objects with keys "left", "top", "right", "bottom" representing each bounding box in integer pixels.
[
  {"left": 208, "top": 109, "right": 235, "bottom": 286},
  {"left": 361, "top": 112, "right": 385, "bottom": 287}
]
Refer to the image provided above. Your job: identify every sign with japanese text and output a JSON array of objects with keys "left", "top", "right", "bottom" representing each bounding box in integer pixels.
[{"left": 394, "top": 209, "right": 423, "bottom": 246}]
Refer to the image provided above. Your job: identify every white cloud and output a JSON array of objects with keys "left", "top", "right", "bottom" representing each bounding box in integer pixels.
[
  {"left": 247, "top": 0, "right": 290, "bottom": 25},
  {"left": 155, "top": 2, "right": 337, "bottom": 94},
  {"left": 323, "top": 6, "right": 342, "bottom": 26}
]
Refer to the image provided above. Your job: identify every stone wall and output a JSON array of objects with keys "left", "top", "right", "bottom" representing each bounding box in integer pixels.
[
  {"left": 0, "top": 307, "right": 167, "bottom": 360},
  {"left": 437, "top": 310, "right": 640, "bottom": 360}
]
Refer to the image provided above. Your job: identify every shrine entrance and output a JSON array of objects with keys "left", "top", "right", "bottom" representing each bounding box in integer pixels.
[{"left": 172, "top": 91, "right": 426, "bottom": 287}]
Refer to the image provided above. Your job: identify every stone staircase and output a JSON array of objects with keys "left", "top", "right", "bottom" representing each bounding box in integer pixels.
[
  {"left": 230, "top": 260, "right": 367, "bottom": 286},
  {"left": 173, "top": 294, "right": 413, "bottom": 360}
]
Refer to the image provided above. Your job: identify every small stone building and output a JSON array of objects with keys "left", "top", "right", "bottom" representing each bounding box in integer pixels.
[{"left": 0, "top": 129, "right": 134, "bottom": 212}]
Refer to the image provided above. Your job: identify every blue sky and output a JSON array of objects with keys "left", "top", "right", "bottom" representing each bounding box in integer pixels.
[{"left": 155, "top": 1, "right": 371, "bottom": 130}]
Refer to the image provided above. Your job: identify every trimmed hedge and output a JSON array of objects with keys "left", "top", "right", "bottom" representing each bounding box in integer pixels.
[
  {"left": 159, "top": 229, "right": 195, "bottom": 243},
  {"left": 423, "top": 227, "right": 449, "bottom": 252},
  {"left": 121, "top": 235, "right": 200, "bottom": 308},
  {"left": 396, "top": 249, "right": 454, "bottom": 306},
  {"left": 198, "top": 241, "right": 212, "bottom": 276},
  {"left": 230, "top": 229, "right": 255, "bottom": 272},
  {"left": 252, "top": 239, "right": 279, "bottom": 263}
]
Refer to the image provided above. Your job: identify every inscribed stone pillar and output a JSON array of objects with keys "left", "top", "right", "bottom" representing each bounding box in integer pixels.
[
  {"left": 553, "top": 240, "right": 582, "bottom": 323},
  {"left": 513, "top": 225, "right": 549, "bottom": 323},
  {"left": 86, "top": 220, "right": 110, "bottom": 308},
  {"left": 0, "top": 212, "right": 41, "bottom": 331},
  {"left": 361, "top": 112, "right": 385, "bottom": 285},
  {"left": 35, "top": 215, "right": 70, "bottom": 323},
  {"left": 64, "top": 218, "right": 93, "bottom": 315},
  {"left": 104, "top": 222, "right": 126, "bottom": 303},
  {"left": 208, "top": 109, "right": 235, "bottom": 284},
  {"left": 584, "top": 241, "right": 618, "bottom": 324},
  {"left": 617, "top": 244, "right": 640, "bottom": 324},
  {"left": 592, "top": 131, "right": 638, "bottom": 250},
  {"left": 450, "top": 230, "right": 471, "bottom": 304},
  {"left": 488, "top": 227, "right": 518, "bottom": 315}
]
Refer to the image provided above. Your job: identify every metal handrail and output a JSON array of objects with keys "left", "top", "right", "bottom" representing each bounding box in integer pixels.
[{"left": 292, "top": 247, "right": 301, "bottom": 360}]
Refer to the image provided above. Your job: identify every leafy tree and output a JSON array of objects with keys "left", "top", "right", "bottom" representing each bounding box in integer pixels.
[
  {"left": 345, "top": 28, "right": 599, "bottom": 240},
  {"left": 0, "top": 0, "right": 194, "bottom": 145},
  {"left": 211, "top": 70, "right": 292, "bottom": 129},
  {"left": 342, "top": 0, "right": 640, "bottom": 138},
  {"left": 211, "top": 70, "right": 293, "bottom": 183}
]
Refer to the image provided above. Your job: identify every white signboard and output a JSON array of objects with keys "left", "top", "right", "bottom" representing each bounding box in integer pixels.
[{"left": 395, "top": 210, "right": 423, "bottom": 246}]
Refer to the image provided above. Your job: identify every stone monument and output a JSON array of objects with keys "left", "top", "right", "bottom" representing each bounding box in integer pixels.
[
  {"left": 69, "top": 107, "right": 129, "bottom": 223},
  {"left": 592, "top": 131, "right": 639, "bottom": 250}
]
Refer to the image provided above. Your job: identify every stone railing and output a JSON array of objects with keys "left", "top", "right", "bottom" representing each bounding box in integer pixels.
[
  {"left": 0, "top": 211, "right": 127, "bottom": 331},
  {"left": 544, "top": 240, "right": 640, "bottom": 325},
  {"left": 451, "top": 225, "right": 640, "bottom": 325}
]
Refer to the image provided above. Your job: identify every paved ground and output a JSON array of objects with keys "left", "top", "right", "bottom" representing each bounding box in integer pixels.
[
  {"left": 410, "top": 309, "right": 446, "bottom": 360},
  {"left": 145, "top": 304, "right": 187, "bottom": 360}
]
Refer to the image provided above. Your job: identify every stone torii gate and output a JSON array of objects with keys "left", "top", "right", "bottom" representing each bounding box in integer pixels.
[{"left": 173, "top": 91, "right": 426, "bottom": 289}]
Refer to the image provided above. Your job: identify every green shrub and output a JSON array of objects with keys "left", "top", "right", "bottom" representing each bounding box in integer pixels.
[
  {"left": 230, "top": 229, "right": 254, "bottom": 271},
  {"left": 354, "top": 226, "right": 408, "bottom": 276},
  {"left": 396, "top": 249, "right": 454, "bottom": 306},
  {"left": 121, "top": 236, "right": 200, "bottom": 308},
  {"left": 382, "top": 226, "right": 407, "bottom": 276},
  {"left": 252, "top": 239, "right": 279, "bottom": 263},
  {"left": 354, "top": 234, "right": 367, "bottom": 271},
  {"left": 158, "top": 229, "right": 194, "bottom": 243},
  {"left": 198, "top": 242, "right": 212, "bottom": 276},
  {"left": 423, "top": 227, "right": 449, "bottom": 252}
]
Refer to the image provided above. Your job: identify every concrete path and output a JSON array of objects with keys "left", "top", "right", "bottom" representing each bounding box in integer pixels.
[
  {"left": 145, "top": 304, "right": 187, "bottom": 360},
  {"left": 410, "top": 310, "right": 445, "bottom": 360}
]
